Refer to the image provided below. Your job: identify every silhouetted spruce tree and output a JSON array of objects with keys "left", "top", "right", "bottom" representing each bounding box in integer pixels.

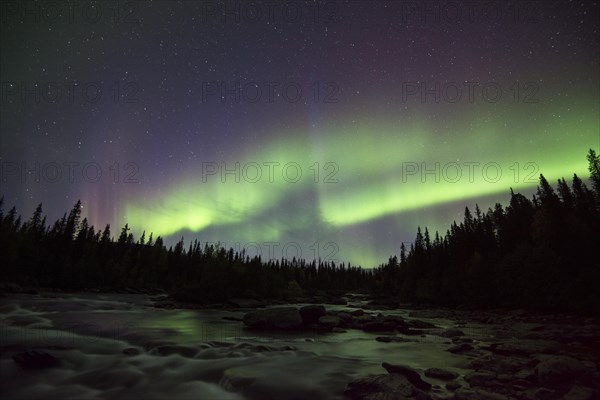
[{"left": 587, "top": 149, "right": 600, "bottom": 201}]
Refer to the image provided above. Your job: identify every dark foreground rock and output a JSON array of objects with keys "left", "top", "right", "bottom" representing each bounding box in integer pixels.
[
  {"left": 344, "top": 373, "right": 426, "bottom": 400},
  {"left": 453, "top": 388, "right": 509, "bottom": 399},
  {"left": 343, "top": 306, "right": 600, "bottom": 400},
  {"left": 243, "top": 307, "right": 303, "bottom": 329},
  {"left": 299, "top": 305, "right": 327, "bottom": 324},
  {"left": 382, "top": 362, "right": 432, "bottom": 391},
  {"left": 122, "top": 348, "right": 141, "bottom": 356},
  {"left": 534, "top": 356, "right": 591, "bottom": 387},
  {"left": 563, "top": 385, "right": 596, "bottom": 400},
  {"left": 13, "top": 350, "right": 60, "bottom": 369},
  {"left": 376, "top": 335, "right": 412, "bottom": 343}
]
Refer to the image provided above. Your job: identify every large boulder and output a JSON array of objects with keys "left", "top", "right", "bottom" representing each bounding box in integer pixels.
[
  {"left": 243, "top": 307, "right": 303, "bottom": 330},
  {"left": 535, "top": 356, "right": 589, "bottom": 386},
  {"left": 382, "top": 362, "right": 432, "bottom": 391},
  {"left": 299, "top": 305, "right": 327, "bottom": 325}
]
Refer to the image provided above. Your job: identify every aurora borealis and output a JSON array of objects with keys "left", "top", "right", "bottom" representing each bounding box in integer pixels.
[{"left": 1, "top": 1, "right": 598, "bottom": 267}]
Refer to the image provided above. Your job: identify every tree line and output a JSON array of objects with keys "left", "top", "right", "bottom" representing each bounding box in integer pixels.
[
  {"left": 0, "top": 197, "right": 372, "bottom": 301},
  {"left": 1, "top": 149, "right": 598, "bottom": 312},
  {"left": 374, "top": 149, "right": 600, "bottom": 313}
]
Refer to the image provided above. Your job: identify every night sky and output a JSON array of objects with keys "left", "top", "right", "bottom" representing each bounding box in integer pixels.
[{"left": 1, "top": 0, "right": 598, "bottom": 267}]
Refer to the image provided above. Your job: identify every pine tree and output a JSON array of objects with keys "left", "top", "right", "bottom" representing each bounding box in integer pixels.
[
  {"left": 400, "top": 242, "right": 406, "bottom": 264},
  {"left": 65, "top": 200, "right": 82, "bottom": 240},
  {"left": 28, "top": 203, "right": 44, "bottom": 233},
  {"left": 424, "top": 227, "right": 431, "bottom": 250},
  {"left": 537, "top": 174, "right": 558, "bottom": 204},
  {"left": 118, "top": 224, "right": 131, "bottom": 244},
  {"left": 464, "top": 206, "right": 474, "bottom": 231},
  {"left": 100, "top": 224, "right": 111, "bottom": 242},
  {"left": 557, "top": 178, "right": 573, "bottom": 207},
  {"left": 415, "top": 226, "right": 424, "bottom": 251},
  {"left": 76, "top": 218, "right": 89, "bottom": 241},
  {"left": 587, "top": 148, "right": 600, "bottom": 202}
]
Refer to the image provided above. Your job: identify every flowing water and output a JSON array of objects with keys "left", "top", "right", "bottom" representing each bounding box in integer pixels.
[{"left": 0, "top": 293, "right": 473, "bottom": 400}]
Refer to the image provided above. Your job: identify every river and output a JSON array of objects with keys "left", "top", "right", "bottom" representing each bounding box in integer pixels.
[{"left": 0, "top": 292, "right": 489, "bottom": 399}]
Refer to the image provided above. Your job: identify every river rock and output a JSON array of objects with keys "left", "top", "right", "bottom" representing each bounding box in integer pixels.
[
  {"left": 381, "top": 362, "right": 432, "bottom": 391},
  {"left": 376, "top": 336, "right": 411, "bottom": 343},
  {"left": 485, "top": 343, "right": 531, "bottom": 357},
  {"left": 325, "top": 297, "right": 348, "bottom": 305},
  {"left": 439, "top": 328, "right": 465, "bottom": 338},
  {"left": 150, "top": 345, "right": 199, "bottom": 358},
  {"left": 464, "top": 371, "right": 497, "bottom": 387},
  {"left": 0, "top": 282, "right": 23, "bottom": 293},
  {"left": 409, "top": 319, "right": 436, "bottom": 329},
  {"left": 228, "top": 298, "right": 265, "bottom": 308},
  {"left": 354, "top": 314, "right": 376, "bottom": 324},
  {"left": 363, "top": 321, "right": 396, "bottom": 333},
  {"left": 13, "top": 350, "right": 59, "bottom": 369},
  {"left": 448, "top": 343, "right": 474, "bottom": 353},
  {"left": 344, "top": 373, "right": 415, "bottom": 399},
  {"left": 535, "top": 356, "right": 588, "bottom": 386},
  {"left": 122, "top": 347, "right": 140, "bottom": 356},
  {"left": 318, "top": 315, "right": 341, "bottom": 328},
  {"left": 533, "top": 387, "right": 558, "bottom": 400},
  {"left": 514, "top": 368, "right": 537, "bottom": 382},
  {"left": 243, "top": 307, "right": 303, "bottom": 330},
  {"left": 299, "top": 305, "right": 327, "bottom": 324},
  {"left": 424, "top": 368, "right": 459, "bottom": 380},
  {"left": 563, "top": 385, "right": 595, "bottom": 400},
  {"left": 453, "top": 388, "right": 509, "bottom": 399}
]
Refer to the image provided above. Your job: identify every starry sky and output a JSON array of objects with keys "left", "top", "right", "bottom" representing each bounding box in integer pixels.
[{"left": 1, "top": 0, "right": 599, "bottom": 267}]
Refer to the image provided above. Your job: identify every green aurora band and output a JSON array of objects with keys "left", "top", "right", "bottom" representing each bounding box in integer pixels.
[{"left": 122, "top": 104, "right": 597, "bottom": 266}]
